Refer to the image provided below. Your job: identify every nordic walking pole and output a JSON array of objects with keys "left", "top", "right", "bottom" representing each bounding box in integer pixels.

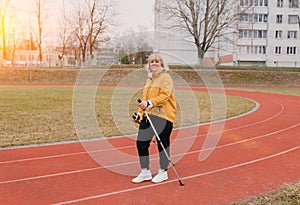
[{"left": 138, "top": 99, "right": 184, "bottom": 186}]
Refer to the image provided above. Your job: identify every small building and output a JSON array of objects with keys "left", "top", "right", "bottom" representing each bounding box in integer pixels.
[{"left": 1, "top": 49, "right": 67, "bottom": 67}]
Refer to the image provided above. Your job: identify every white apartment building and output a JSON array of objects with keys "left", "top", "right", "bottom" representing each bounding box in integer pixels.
[
  {"left": 238, "top": 0, "right": 300, "bottom": 67},
  {"left": 154, "top": 0, "right": 300, "bottom": 67}
]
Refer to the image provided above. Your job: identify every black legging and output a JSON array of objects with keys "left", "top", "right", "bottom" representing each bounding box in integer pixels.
[{"left": 136, "top": 115, "right": 173, "bottom": 170}]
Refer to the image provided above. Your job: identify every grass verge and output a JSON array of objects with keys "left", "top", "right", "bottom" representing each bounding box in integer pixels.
[{"left": 231, "top": 181, "right": 300, "bottom": 205}]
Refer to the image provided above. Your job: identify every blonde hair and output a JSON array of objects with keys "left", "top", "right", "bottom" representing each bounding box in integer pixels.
[{"left": 147, "top": 53, "right": 169, "bottom": 71}]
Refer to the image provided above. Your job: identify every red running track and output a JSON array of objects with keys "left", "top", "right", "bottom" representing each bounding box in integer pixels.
[{"left": 0, "top": 89, "right": 299, "bottom": 205}]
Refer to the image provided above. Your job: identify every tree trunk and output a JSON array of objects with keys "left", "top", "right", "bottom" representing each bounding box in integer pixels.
[
  {"left": 197, "top": 47, "right": 205, "bottom": 67},
  {"left": 1, "top": 16, "right": 7, "bottom": 60}
]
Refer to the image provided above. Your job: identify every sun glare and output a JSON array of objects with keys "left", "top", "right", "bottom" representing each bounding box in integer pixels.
[{"left": 0, "top": 0, "right": 33, "bottom": 47}]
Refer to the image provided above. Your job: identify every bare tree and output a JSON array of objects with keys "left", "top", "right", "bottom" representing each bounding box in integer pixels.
[
  {"left": 7, "top": 26, "right": 24, "bottom": 65},
  {"left": 0, "top": 1, "right": 27, "bottom": 64},
  {"left": 68, "top": 3, "right": 88, "bottom": 65},
  {"left": 133, "top": 27, "right": 153, "bottom": 64},
  {"left": 8, "top": 32, "right": 16, "bottom": 65},
  {"left": 159, "top": 0, "right": 241, "bottom": 61},
  {"left": 116, "top": 29, "right": 137, "bottom": 64},
  {"left": 114, "top": 30, "right": 150, "bottom": 64},
  {"left": 69, "top": 0, "right": 116, "bottom": 65},
  {"left": 0, "top": 0, "right": 11, "bottom": 61},
  {"left": 57, "top": 0, "right": 76, "bottom": 66},
  {"left": 33, "top": 0, "right": 48, "bottom": 65},
  {"left": 85, "top": 0, "right": 112, "bottom": 60},
  {"left": 115, "top": 26, "right": 154, "bottom": 65}
]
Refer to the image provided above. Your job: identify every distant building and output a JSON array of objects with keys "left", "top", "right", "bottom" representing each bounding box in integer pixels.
[
  {"left": 0, "top": 45, "right": 118, "bottom": 67},
  {"left": 93, "top": 46, "right": 118, "bottom": 65},
  {"left": 1, "top": 49, "right": 67, "bottom": 67}
]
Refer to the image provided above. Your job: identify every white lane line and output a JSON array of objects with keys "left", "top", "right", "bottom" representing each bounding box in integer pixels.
[
  {"left": 52, "top": 146, "right": 300, "bottom": 205},
  {"left": 0, "top": 100, "right": 285, "bottom": 165},
  {"left": 0, "top": 123, "right": 298, "bottom": 185},
  {"left": 0, "top": 145, "right": 134, "bottom": 165},
  {"left": 200, "top": 123, "right": 299, "bottom": 151},
  {"left": 0, "top": 167, "right": 101, "bottom": 185}
]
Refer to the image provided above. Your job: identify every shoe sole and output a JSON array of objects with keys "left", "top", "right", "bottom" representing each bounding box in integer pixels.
[
  {"left": 151, "top": 177, "right": 168, "bottom": 183},
  {"left": 132, "top": 177, "right": 152, "bottom": 183}
]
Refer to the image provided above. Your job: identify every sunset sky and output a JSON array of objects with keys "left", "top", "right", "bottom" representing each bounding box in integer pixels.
[{"left": 7, "top": 0, "right": 155, "bottom": 45}]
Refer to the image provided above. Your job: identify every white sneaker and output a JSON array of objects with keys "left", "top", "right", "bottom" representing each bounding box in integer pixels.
[
  {"left": 132, "top": 169, "right": 152, "bottom": 183},
  {"left": 151, "top": 169, "right": 168, "bottom": 183}
]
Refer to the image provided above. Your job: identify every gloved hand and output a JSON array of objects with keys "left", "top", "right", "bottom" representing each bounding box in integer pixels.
[{"left": 132, "top": 112, "right": 140, "bottom": 123}]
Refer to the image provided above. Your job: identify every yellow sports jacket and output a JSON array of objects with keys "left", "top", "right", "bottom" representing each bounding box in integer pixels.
[{"left": 138, "top": 68, "right": 176, "bottom": 123}]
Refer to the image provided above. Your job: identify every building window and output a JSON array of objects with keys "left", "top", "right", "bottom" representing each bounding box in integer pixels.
[
  {"left": 287, "top": 31, "right": 297, "bottom": 39},
  {"left": 275, "top": 46, "right": 282, "bottom": 54},
  {"left": 241, "top": 0, "right": 268, "bottom": 6},
  {"left": 240, "top": 0, "right": 244, "bottom": 6},
  {"left": 20, "top": 55, "right": 26, "bottom": 61},
  {"left": 29, "top": 55, "right": 34, "bottom": 61},
  {"left": 264, "top": 0, "right": 268, "bottom": 6},
  {"left": 246, "top": 45, "right": 266, "bottom": 54},
  {"left": 288, "top": 15, "right": 298, "bottom": 24},
  {"left": 46, "top": 55, "right": 52, "bottom": 61},
  {"left": 275, "top": 30, "right": 282, "bottom": 38},
  {"left": 289, "top": 0, "right": 299, "bottom": 7},
  {"left": 287, "top": 46, "right": 296, "bottom": 54},
  {"left": 276, "top": 15, "right": 283, "bottom": 23},
  {"left": 259, "top": 0, "right": 263, "bottom": 6},
  {"left": 240, "top": 13, "right": 268, "bottom": 22},
  {"left": 243, "top": 30, "right": 248, "bottom": 38},
  {"left": 263, "top": 14, "right": 268, "bottom": 22},
  {"left": 239, "top": 29, "right": 267, "bottom": 38},
  {"left": 277, "top": 0, "right": 284, "bottom": 7}
]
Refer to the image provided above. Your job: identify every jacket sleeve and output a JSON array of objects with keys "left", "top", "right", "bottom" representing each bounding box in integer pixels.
[{"left": 137, "top": 78, "right": 150, "bottom": 116}]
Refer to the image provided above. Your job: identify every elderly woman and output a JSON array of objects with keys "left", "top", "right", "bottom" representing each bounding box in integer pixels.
[{"left": 132, "top": 53, "right": 177, "bottom": 183}]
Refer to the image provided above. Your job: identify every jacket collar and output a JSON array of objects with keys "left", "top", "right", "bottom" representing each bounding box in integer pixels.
[{"left": 148, "top": 67, "right": 165, "bottom": 79}]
